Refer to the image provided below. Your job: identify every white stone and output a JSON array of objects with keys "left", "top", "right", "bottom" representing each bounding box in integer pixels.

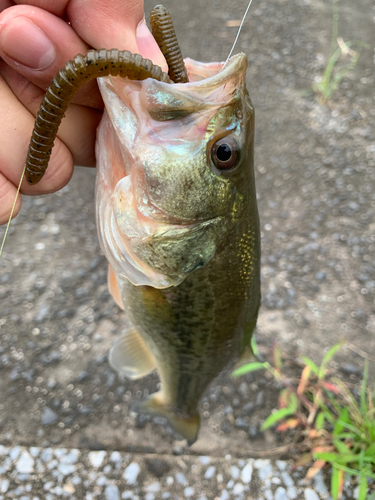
[
  {"left": 233, "top": 483, "right": 244, "bottom": 494},
  {"left": 44, "top": 482, "right": 54, "bottom": 491},
  {"left": 204, "top": 466, "right": 216, "bottom": 480},
  {"left": 96, "top": 476, "right": 107, "bottom": 486},
  {"left": 281, "top": 471, "right": 294, "bottom": 487},
  {"left": 88, "top": 451, "right": 106, "bottom": 468},
  {"left": 54, "top": 448, "right": 68, "bottom": 458},
  {"left": 41, "top": 449, "right": 53, "bottom": 462},
  {"left": 264, "top": 489, "right": 274, "bottom": 500},
  {"left": 122, "top": 492, "right": 135, "bottom": 500},
  {"left": 258, "top": 462, "right": 273, "bottom": 480},
  {"left": 287, "top": 486, "right": 298, "bottom": 499},
  {"left": 145, "top": 483, "right": 160, "bottom": 493},
  {"left": 175, "top": 472, "right": 188, "bottom": 486},
  {"left": 254, "top": 459, "right": 271, "bottom": 469},
  {"left": 199, "top": 456, "right": 210, "bottom": 465},
  {"left": 51, "top": 486, "right": 64, "bottom": 495},
  {"left": 58, "top": 464, "right": 76, "bottom": 475},
  {"left": 10, "top": 447, "right": 21, "bottom": 461},
  {"left": 226, "top": 479, "right": 234, "bottom": 489},
  {"left": 230, "top": 465, "right": 240, "bottom": 479},
  {"left": 123, "top": 462, "right": 140, "bottom": 485},
  {"left": 105, "top": 485, "right": 120, "bottom": 500},
  {"left": 275, "top": 460, "right": 287, "bottom": 471},
  {"left": 219, "top": 490, "right": 229, "bottom": 500},
  {"left": 60, "top": 450, "right": 79, "bottom": 464},
  {"left": 184, "top": 487, "right": 195, "bottom": 497},
  {"left": 110, "top": 452, "right": 122, "bottom": 463},
  {"left": 274, "top": 487, "right": 288, "bottom": 500},
  {"left": 47, "top": 459, "right": 58, "bottom": 470},
  {"left": 16, "top": 451, "right": 34, "bottom": 473},
  {"left": 241, "top": 462, "right": 253, "bottom": 484},
  {"left": 304, "top": 489, "right": 320, "bottom": 500},
  {"left": 0, "top": 480, "right": 9, "bottom": 493}
]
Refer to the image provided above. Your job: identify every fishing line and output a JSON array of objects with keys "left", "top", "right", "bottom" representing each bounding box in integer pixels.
[
  {"left": 225, "top": 0, "right": 254, "bottom": 64},
  {"left": 0, "top": 167, "right": 25, "bottom": 258}
]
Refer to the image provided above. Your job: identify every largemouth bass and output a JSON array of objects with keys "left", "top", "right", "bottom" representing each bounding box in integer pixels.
[
  {"left": 96, "top": 54, "right": 260, "bottom": 444},
  {"left": 18, "top": 4, "right": 260, "bottom": 445}
]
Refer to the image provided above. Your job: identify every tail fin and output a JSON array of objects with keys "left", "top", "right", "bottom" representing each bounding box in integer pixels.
[{"left": 137, "top": 392, "right": 200, "bottom": 446}]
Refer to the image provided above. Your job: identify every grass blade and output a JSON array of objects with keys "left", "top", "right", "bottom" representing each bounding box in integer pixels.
[
  {"left": 319, "top": 341, "right": 343, "bottom": 379},
  {"left": 232, "top": 361, "right": 266, "bottom": 378},
  {"left": 301, "top": 357, "right": 319, "bottom": 375},
  {"left": 361, "top": 360, "right": 369, "bottom": 413},
  {"left": 261, "top": 403, "right": 296, "bottom": 431}
]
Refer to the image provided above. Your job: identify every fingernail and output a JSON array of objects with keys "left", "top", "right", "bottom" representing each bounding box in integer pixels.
[
  {"left": 0, "top": 17, "right": 56, "bottom": 69},
  {"left": 136, "top": 19, "right": 168, "bottom": 72}
]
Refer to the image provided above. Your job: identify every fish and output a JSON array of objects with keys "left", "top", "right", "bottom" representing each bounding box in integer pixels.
[
  {"left": 95, "top": 53, "right": 260, "bottom": 444},
  {"left": 16, "top": 3, "right": 260, "bottom": 445}
]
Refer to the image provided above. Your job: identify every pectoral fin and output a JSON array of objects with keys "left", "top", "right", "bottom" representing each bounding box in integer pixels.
[{"left": 109, "top": 328, "right": 156, "bottom": 380}]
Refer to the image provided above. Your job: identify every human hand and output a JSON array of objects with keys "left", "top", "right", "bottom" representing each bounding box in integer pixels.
[{"left": 0, "top": 0, "right": 167, "bottom": 224}]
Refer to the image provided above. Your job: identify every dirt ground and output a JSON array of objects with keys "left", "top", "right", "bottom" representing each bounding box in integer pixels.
[{"left": 0, "top": 0, "right": 374, "bottom": 461}]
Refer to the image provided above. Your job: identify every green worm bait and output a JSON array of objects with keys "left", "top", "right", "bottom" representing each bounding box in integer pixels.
[{"left": 24, "top": 5, "right": 186, "bottom": 185}]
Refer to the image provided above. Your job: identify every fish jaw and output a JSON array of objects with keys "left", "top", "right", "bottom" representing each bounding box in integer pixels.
[{"left": 95, "top": 54, "right": 252, "bottom": 288}]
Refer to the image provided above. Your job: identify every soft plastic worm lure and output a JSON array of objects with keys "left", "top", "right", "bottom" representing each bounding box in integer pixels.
[
  {"left": 24, "top": 5, "right": 186, "bottom": 186},
  {"left": 149, "top": 5, "right": 189, "bottom": 84}
]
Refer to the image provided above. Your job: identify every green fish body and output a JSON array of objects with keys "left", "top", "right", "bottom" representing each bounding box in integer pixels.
[{"left": 95, "top": 54, "right": 260, "bottom": 443}]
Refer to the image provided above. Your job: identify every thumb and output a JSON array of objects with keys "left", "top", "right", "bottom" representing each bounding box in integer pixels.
[
  {"left": 67, "top": 0, "right": 167, "bottom": 71},
  {"left": 136, "top": 20, "right": 167, "bottom": 72}
]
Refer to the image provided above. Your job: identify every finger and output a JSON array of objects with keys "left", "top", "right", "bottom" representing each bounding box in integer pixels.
[
  {"left": 0, "top": 172, "right": 21, "bottom": 225},
  {"left": 67, "top": 0, "right": 167, "bottom": 70},
  {"left": 12, "top": 0, "right": 68, "bottom": 17},
  {"left": 136, "top": 20, "right": 168, "bottom": 72},
  {"left": 1, "top": 61, "right": 101, "bottom": 168},
  {"left": 68, "top": 0, "right": 143, "bottom": 53},
  {"left": 0, "top": 1, "right": 14, "bottom": 13},
  {"left": 0, "top": 74, "right": 73, "bottom": 196},
  {"left": 0, "top": 5, "right": 103, "bottom": 108}
]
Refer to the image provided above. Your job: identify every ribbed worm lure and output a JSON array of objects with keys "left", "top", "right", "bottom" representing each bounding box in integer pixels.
[{"left": 25, "top": 5, "right": 187, "bottom": 185}]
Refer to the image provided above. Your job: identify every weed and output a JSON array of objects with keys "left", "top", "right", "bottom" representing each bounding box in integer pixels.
[
  {"left": 313, "top": 0, "right": 369, "bottom": 102},
  {"left": 233, "top": 338, "right": 375, "bottom": 499}
]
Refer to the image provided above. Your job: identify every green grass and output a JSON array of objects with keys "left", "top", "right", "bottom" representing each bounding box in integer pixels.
[
  {"left": 233, "top": 338, "right": 375, "bottom": 499},
  {"left": 313, "top": 0, "right": 369, "bottom": 102}
]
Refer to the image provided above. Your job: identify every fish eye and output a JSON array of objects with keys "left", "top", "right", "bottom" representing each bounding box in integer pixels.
[{"left": 211, "top": 137, "right": 239, "bottom": 171}]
